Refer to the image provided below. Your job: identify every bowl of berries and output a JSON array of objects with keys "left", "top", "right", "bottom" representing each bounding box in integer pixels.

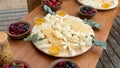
[
  {"left": 7, "top": 21, "right": 31, "bottom": 40},
  {"left": 49, "top": 59, "right": 80, "bottom": 68},
  {"left": 79, "top": 5, "right": 97, "bottom": 19},
  {"left": 4, "top": 60, "right": 30, "bottom": 68},
  {"left": 42, "top": 0, "right": 62, "bottom": 11}
]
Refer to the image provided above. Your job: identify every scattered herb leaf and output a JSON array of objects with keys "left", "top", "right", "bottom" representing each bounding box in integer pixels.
[
  {"left": 43, "top": 5, "right": 55, "bottom": 15},
  {"left": 94, "top": 40, "right": 107, "bottom": 49},
  {"left": 84, "top": 19, "right": 102, "bottom": 30},
  {"left": 90, "top": 35, "right": 107, "bottom": 49},
  {"left": 24, "top": 33, "right": 44, "bottom": 43}
]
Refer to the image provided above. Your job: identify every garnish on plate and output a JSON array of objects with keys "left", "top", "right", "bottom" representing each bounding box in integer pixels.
[
  {"left": 35, "top": 18, "right": 45, "bottom": 26},
  {"left": 48, "top": 45, "right": 61, "bottom": 55},
  {"left": 56, "top": 11, "right": 67, "bottom": 17},
  {"left": 24, "top": 33, "right": 44, "bottom": 43},
  {"left": 102, "top": 2, "right": 111, "bottom": 8}
]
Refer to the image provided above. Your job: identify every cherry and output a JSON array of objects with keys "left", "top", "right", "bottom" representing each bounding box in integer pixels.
[
  {"left": 56, "top": 2, "right": 61, "bottom": 5},
  {"left": 51, "top": 0, "right": 56, "bottom": 4},
  {"left": 48, "top": 1, "right": 53, "bottom": 8},
  {"left": 9, "top": 22, "right": 29, "bottom": 35},
  {"left": 4, "top": 65, "right": 10, "bottom": 68}
]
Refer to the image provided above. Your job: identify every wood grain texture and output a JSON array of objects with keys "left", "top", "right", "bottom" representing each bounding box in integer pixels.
[
  {"left": 27, "top": 0, "right": 41, "bottom": 12},
  {"left": 9, "top": 0, "right": 120, "bottom": 68},
  {"left": 96, "top": 16, "right": 120, "bottom": 68}
]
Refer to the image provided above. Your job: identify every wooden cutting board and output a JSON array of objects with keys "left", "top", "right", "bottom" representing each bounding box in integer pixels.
[{"left": 9, "top": 0, "right": 120, "bottom": 68}]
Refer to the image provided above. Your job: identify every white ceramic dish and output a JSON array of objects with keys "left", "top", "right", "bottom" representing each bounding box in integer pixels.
[
  {"left": 31, "top": 14, "right": 95, "bottom": 57},
  {"left": 77, "top": 0, "right": 118, "bottom": 10}
]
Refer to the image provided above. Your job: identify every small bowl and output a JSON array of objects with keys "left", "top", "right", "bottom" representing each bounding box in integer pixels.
[
  {"left": 4, "top": 60, "right": 31, "bottom": 68},
  {"left": 7, "top": 21, "right": 31, "bottom": 40},
  {"left": 42, "top": 0, "right": 62, "bottom": 11},
  {"left": 79, "top": 5, "right": 97, "bottom": 19},
  {"left": 49, "top": 59, "right": 80, "bottom": 68}
]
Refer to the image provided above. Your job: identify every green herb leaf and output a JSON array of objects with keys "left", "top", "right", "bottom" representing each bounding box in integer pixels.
[
  {"left": 24, "top": 36, "right": 31, "bottom": 41},
  {"left": 24, "top": 33, "right": 44, "bottom": 43},
  {"left": 84, "top": 19, "right": 102, "bottom": 30},
  {"left": 43, "top": 5, "right": 48, "bottom": 11},
  {"left": 94, "top": 40, "right": 107, "bottom": 49},
  {"left": 90, "top": 34, "right": 107, "bottom": 49},
  {"left": 43, "top": 5, "right": 55, "bottom": 15},
  {"left": 38, "top": 38, "right": 44, "bottom": 41},
  {"left": 31, "top": 33, "right": 39, "bottom": 43}
]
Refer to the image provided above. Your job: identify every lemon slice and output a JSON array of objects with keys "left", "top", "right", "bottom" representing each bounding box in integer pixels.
[
  {"left": 101, "top": 2, "right": 111, "bottom": 8},
  {"left": 57, "top": 11, "right": 67, "bottom": 17},
  {"left": 48, "top": 46, "right": 61, "bottom": 55},
  {"left": 35, "top": 18, "right": 45, "bottom": 26}
]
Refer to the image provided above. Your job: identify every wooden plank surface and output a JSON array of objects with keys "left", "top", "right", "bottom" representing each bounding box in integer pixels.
[
  {"left": 7, "top": 0, "right": 120, "bottom": 68},
  {"left": 27, "top": 0, "right": 41, "bottom": 12},
  {"left": 96, "top": 16, "right": 120, "bottom": 68}
]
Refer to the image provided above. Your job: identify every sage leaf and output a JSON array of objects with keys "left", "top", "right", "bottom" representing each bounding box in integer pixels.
[
  {"left": 31, "top": 33, "right": 39, "bottom": 43},
  {"left": 43, "top": 5, "right": 55, "bottom": 15},
  {"left": 43, "top": 5, "right": 48, "bottom": 11},
  {"left": 24, "top": 33, "right": 44, "bottom": 43},
  {"left": 94, "top": 40, "right": 107, "bottom": 49},
  {"left": 84, "top": 19, "right": 102, "bottom": 30}
]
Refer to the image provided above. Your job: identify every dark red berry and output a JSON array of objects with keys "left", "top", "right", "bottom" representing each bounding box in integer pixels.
[
  {"left": 56, "top": 2, "right": 61, "bottom": 5},
  {"left": 4, "top": 65, "right": 10, "bottom": 68},
  {"left": 51, "top": 0, "right": 56, "bottom": 4},
  {"left": 9, "top": 22, "right": 29, "bottom": 35},
  {"left": 48, "top": 1, "right": 53, "bottom": 8}
]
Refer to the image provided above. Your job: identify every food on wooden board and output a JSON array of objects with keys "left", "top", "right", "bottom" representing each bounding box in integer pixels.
[{"left": 30, "top": 13, "right": 94, "bottom": 57}]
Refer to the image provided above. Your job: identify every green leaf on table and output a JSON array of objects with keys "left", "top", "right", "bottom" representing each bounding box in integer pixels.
[
  {"left": 90, "top": 34, "right": 107, "bottom": 49},
  {"left": 43, "top": 5, "right": 55, "bottom": 15},
  {"left": 84, "top": 19, "right": 102, "bottom": 30},
  {"left": 24, "top": 33, "right": 44, "bottom": 43},
  {"left": 93, "top": 39, "right": 107, "bottom": 49}
]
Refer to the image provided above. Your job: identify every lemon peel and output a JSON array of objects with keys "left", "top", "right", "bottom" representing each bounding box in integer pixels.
[
  {"left": 48, "top": 45, "right": 61, "bottom": 55},
  {"left": 57, "top": 11, "right": 67, "bottom": 17},
  {"left": 35, "top": 18, "right": 45, "bottom": 26},
  {"left": 101, "top": 2, "right": 111, "bottom": 8}
]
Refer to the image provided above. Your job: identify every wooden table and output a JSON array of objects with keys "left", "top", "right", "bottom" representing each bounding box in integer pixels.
[{"left": 10, "top": 0, "right": 120, "bottom": 68}]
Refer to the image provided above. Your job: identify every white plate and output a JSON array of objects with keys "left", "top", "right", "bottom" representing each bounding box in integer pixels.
[
  {"left": 31, "top": 14, "right": 95, "bottom": 57},
  {"left": 77, "top": 0, "right": 118, "bottom": 10}
]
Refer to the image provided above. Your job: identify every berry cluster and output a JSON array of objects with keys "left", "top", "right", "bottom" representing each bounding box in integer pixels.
[
  {"left": 54, "top": 61, "right": 79, "bottom": 68},
  {"left": 4, "top": 62, "right": 27, "bottom": 68},
  {"left": 80, "top": 6, "right": 96, "bottom": 15},
  {"left": 9, "top": 22, "right": 29, "bottom": 35},
  {"left": 43, "top": 0, "right": 62, "bottom": 10}
]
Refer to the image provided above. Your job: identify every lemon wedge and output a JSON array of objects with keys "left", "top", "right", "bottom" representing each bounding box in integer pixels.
[
  {"left": 57, "top": 11, "right": 67, "bottom": 17},
  {"left": 101, "top": 2, "right": 111, "bottom": 8},
  {"left": 48, "top": 46, "right": 61, "bottom": 55},
  {"left": 35, "top": 18, "right": 45, "bottom": 26}
]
